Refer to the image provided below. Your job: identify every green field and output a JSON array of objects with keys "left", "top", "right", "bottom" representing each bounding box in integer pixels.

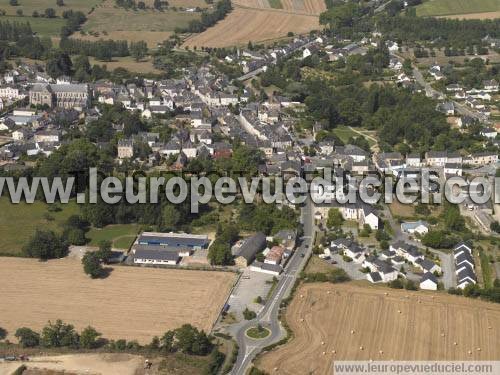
[
  {"left": 416, "top": 0, "right": 500, "bottom": 17},
  {"left": 268, "top": 0, "right": 283, "bottom": 10},
  {"left": 0, "top": 15, "right": 66, "bottom": 37},
  {"left": 0, "top": 198, "right": 79, "bottom": 256},
  {"left": 87, "top": 224, "right": 140, "bottom": 249},
  {"left": 0, "top": 0, "right": 101, "bottom": 16}
]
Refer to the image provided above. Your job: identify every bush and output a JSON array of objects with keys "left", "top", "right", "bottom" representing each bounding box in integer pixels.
[
  {"left": 23, "top": 230, "right": 68, "bottom": 260},
  {"left": 15, "top": 327, "right": 40, "bottom": 348},
  {"left": 82, "top": 252, "right": 104, "bottom": 278},
  {"left": 243, "top": 307, "right": 257, "bottom": 320}
]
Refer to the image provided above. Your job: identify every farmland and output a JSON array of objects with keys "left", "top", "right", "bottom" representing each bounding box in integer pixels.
[
  {"left": 183, "top": 7, "right": 320, "bottom": 48},
  {"left": 0, "top": 0, "right": 102, "bottom": 16},
  {"left": 184, "top": 0, "right": 325, "bottom": 48},
  {"left": 416, "top": 0, "right": 500, "bottom": 17},
  {"left": 78, "top": 0, "right": 200, "bottom": 47},
  {"left": 0, "top": 257, "right": 236, "bottom": 344},
  {"left": 257, "top": 283, "right": 500, "bottom": 374}
]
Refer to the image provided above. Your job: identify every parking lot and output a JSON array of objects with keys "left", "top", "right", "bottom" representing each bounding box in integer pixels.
[{"left": 227, "top": 268, "right": 275, "bottom": 320}]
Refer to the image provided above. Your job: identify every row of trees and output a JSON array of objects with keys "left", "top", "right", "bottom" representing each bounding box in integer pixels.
[
  {"left": 13, "top": 320, "right": 214, "bottom": 356},
  {"left": 178, "top": 0, "right": 231, "bottom": 34}
]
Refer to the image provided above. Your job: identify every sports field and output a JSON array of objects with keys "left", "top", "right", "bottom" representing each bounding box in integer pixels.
[
  {"left": 257, "top": 283, "right": 500, "bottom": 374},
  {"left": 0, "top": 257, "right": 236, "bottom": 344},
  {"left": 416, "top": 0, "right": 500, "bottom": 17}
]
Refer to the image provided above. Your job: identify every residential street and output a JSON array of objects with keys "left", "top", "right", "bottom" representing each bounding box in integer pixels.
[{"left": 230, "top": 198, "right": 316, "bottom": 375}]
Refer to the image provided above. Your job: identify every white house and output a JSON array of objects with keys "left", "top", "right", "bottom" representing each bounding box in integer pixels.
[
  {"left": 420, "top": 272, "right": 438, "bottom": 290},
  {"left": 415, "top": 258, "right": 441, "bottom": 274}
]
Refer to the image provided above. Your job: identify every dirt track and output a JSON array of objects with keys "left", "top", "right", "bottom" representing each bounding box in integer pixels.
[
  {"left": 257, "top": 283, "right": 500, "bottom": 374},
  {"left": 0, "top": 257, "right": 235, "bottom": 344}
]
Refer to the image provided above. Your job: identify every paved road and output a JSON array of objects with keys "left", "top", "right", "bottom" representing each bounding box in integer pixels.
[{"left": 231, "top": 198, "right": 315, "bottom": 375}]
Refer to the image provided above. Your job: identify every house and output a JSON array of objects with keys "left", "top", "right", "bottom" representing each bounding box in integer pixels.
[
  {"left": 425, "top": 151, "right": 448, "bottom": 167},
  {"left": 401, "top": 220, "right": 429, "bottom": 235},
  {"left": 415, "top": 258, "right": 441, "bottom": 274},
  {"left": 234, "top": 232, "right": 266, "bottom": 268},
  {"left": 406, "top": 153, "right": 421, "bottom": 167},
  {"left": 483, "top": 79, "right": 499, "bottom": 92},
  {"left": 360, "top": 205, "right": 380, "bottom": 230},
  {"left": 367, "top": 272, "right": 383, "bottom": 283},
  {"left": 453, "top": 241, "right": 473, "bottom": 257},
  {"left": 457, "top": 265, "right": 477, "bottom": 289},
  {"left": 12, "top": 128, "right": 31, "bottom": 141},
  {"left": 444, "top": 163, "right": 462, "bottom": 177},
  {"left": 34, "top": 130, "right": 60, "bottom": 143},
  {"left": 265, "top": 245, "right": 285, "bottom": 265},
  {"left": 466, "top": 152, "right": 498, "bottom": 166},
  {"left": 420, "top": 272, "right": 438, "bottom": 290},
  {"left": 274, "top": 229, "right": 296, "bottom": 250},
  {"left": 436, "top": 102, "right": 454, "bottom": 116},
  {"left": 480, "top": 127, "right": 497, "bottom": 139},
  {"left": 390, "top": 241, "right": 424, "bottom": 263},
  {"left": 30, "top": 83, "right": 90, "bottom": 109},
  {"left": 117, "top": 139, "right": 134, "bottom": 159}
]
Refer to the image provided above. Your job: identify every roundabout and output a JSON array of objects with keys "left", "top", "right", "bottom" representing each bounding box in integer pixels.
[{"left": 245, "top": 325, "right": 271, "bottom": 340}]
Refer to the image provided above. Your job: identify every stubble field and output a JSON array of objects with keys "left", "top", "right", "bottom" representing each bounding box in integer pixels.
[
  {"left": 0, "top": 257, "right": 235, "bottom": 344},
  {"left": 257, "top": 283, "right": 500, "bottom": 374},
  {"left": 184, "top": 0, "right": 325, "bottom": 48}
]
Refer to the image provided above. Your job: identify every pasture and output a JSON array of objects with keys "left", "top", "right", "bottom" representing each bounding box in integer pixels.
[
  {"left": 416, "top": 0, "right": 500, "bottom": 17},
  {"left": 0, "top": 257, "right": 236, "bottom": 344},
  {"left": 0, "top": 198, "right": 79, "bottom": 256},
  {"left": 0, "top": 15, "right": 66, "bottom": 37},
  {"left": 0, "top": 0, "right": 102, "bottom": 16},
  {"left": 257, "top": 283, "right": 500, "bottom": 374}
]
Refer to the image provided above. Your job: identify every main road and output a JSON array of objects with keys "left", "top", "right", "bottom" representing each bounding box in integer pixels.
[{"left": 231, "top": 197, "right": 316, "bottom": 375}]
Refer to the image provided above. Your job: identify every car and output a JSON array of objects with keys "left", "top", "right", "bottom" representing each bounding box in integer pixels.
[
  {"left": 331, "top": 260, "right": 338, "bottom": 264},
  {"left": 242, "top": 275, "right": 250, "bottom": 279},
  {"left": 300, "top": 253, "right": 305, "bottom": 258}
]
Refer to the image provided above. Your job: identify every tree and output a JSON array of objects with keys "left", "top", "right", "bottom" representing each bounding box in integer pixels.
[
  {"left": 45, "top": 8, "right": 56, "bottom": 18},
  {"left": 97, "top": 240, "right": 112, "bottom": 263},
  {"left": 41, "top": 320, "right": 79, "bottom": 348},
  {"left": 160, "top": 330, "right": 175, "bottom": 353},
  {"left": 9, "top": 0, "right": 19, "bottom": 6},
  {"left": 64, "top": 227, "right": 86, "bottom": 245},
  {"left": 82, "top": 252, "right": 103, "bottom": 278},
  {"left": 0, "top": 327, "right": 7, "bottom": 340},
  {"left": 173, "top": 324, "right": 212, "bottom": 355},
  {"left": 243, "top": 307, "right": 256, "bottom": 320},
  {"left": 137, "top": 1, "right": 146, "bottom": 9},
  {"left": 80, "top": 326, "right": 101, "bottom": 349},
  {"left": 130, "top": 41, "right": 148, "bottom": 61},
  {"left": 23, "top": 230, "right": 68, "bottom": 260},
  {"left": 153, "top": 0, "right": 162, "bottom": 9},
  {"left": 15, "top": 328, "right": 40, "bottom": 348},
  {"left": 327, "top": 208, "right": 344, "bottom": 228},
  {"left": 46, "top": 51, "right": 73, "bottom": 78},
  {"left": 56, "top": 0, "right": 65, "bottom": 6}
]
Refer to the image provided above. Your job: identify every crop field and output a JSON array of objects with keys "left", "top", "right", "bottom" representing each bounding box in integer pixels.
[
  {"left": 0, "top": 257, "right": 236, "bottom": 344},
  {"left": 183, "top": 7, "right": 320, "bottom": 48},
  {"left": 78, "top": 0, "right": 200, "bottom": 47},
  {"left": 439, "top": 11, "right": 500, "bottom": 19},
  {"left": 416, "top": 0, "right": 500, "bottom": 17},
  {"left": 233, "top": 0, "right": 325, "bottom": 14},
  {"left": 257, "top": 283, "right": 500, "bottom": 374}
]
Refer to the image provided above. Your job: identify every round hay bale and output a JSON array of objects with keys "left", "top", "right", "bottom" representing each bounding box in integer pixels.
[
  {"left": 476, "top": 348, "right": 481, "bottom": 351},
  {"left": 379, "top": 350, "right": 384, "bottom": 355},
  {"left": 332, "top": 350, "right": 336, "bottom": 354},
  {"left": 453, "top": 342, "right": 457, "bottom": 346},
  {"left": 322, "top": 351, "right": 326, "bottom": 355},
  {"left": 359, "top": 346, "right": 364, "bottom": 350}
]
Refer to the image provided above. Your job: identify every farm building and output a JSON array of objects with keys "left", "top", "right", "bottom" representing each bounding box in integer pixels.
[
  {"left": 234, "top": 232, "right": 266, "bottom": 268},
  {"left": 132, "top": 248, "right": 181, "bottom": 265},
  {"left": 137, "top": 232, "right": 209, "bottom": 249}
]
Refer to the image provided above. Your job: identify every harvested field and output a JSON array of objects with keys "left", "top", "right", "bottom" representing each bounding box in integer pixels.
[
  {"left": 233, "top": 0, "right": 325, "bottom": 14},
  {"left": 257, "top": 283, "right": 500, "bottom": 374},
  {"left": 0, "top": 353, "right": 144, "bottom": 375},
  {"left": 0, "top": 257, "right": 235, "bottom": 344},
  {"left": 183, "top": 6, "right": 320, "bottom": 48}
]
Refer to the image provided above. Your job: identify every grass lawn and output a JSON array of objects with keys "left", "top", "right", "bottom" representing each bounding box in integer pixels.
[
  {"left": 0, "top": 198, "right": 79, "bottom": 256},
  {"left": 416, "top": 0, "right": 500, "bottom": 17},
  {"left": 479, "top": 250, "right": 493, "bottom": 288},
  {"left": 268, "top": 0, "right": 283, "bottom": 9},
  {"left": 246, "top": 326, "right": 271, "bottom": 339},
  {"left": 331, "top": 125, "right": 358, "bottom": 144},
  {"left": 0, "top": 15, "right": 66, "bottom": 37},
  {"left": 87, "top": 56, "right": 162, "bottom": 73},
  {"left": 86, "top": 224, "right": 141, "bottom": 248}
]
